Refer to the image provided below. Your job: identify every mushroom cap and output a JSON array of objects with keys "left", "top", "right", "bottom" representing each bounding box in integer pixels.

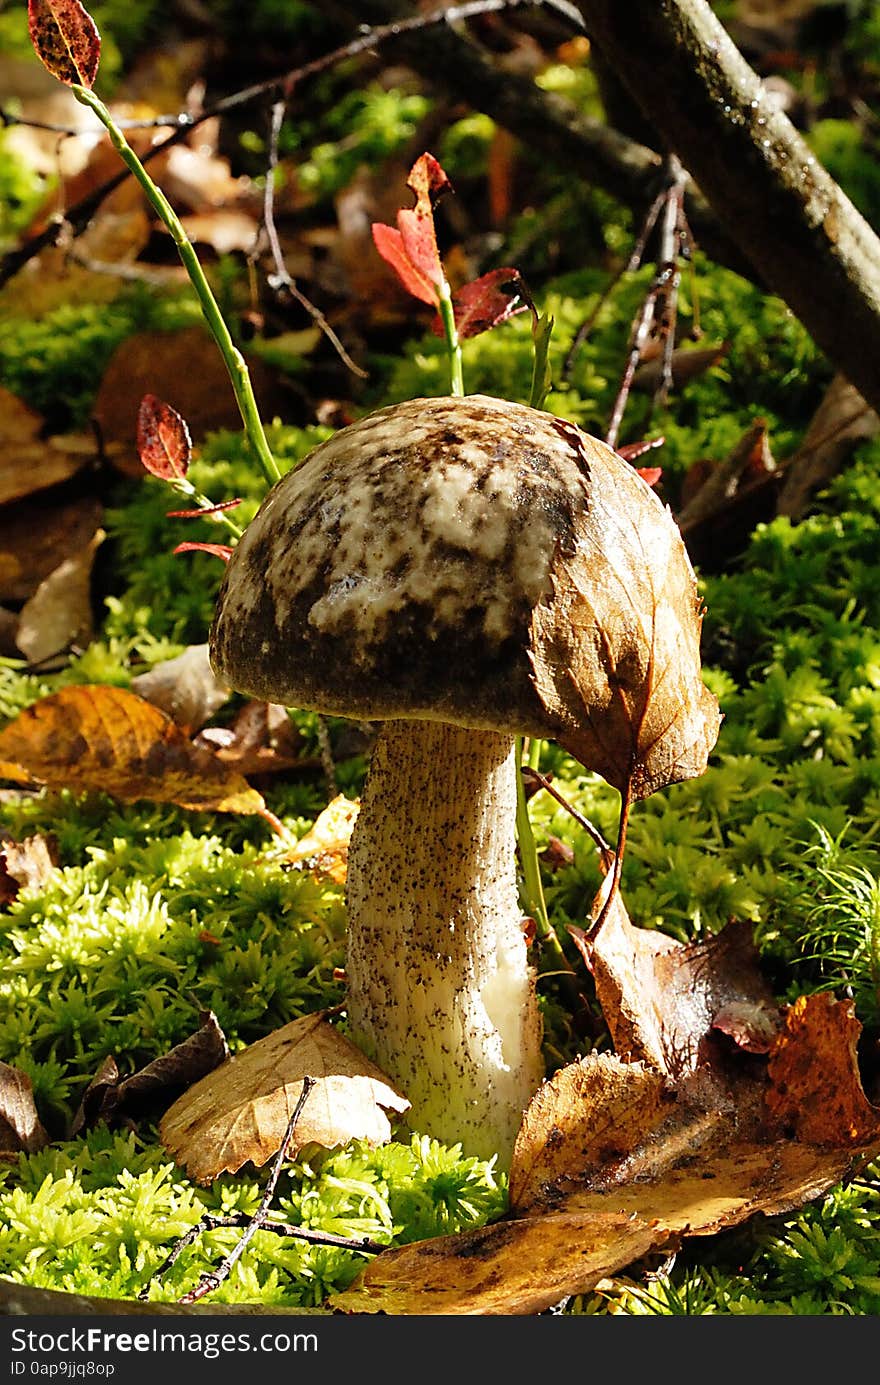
[{"left": 210, "top": 394, "right": 720, "bottom": 798}]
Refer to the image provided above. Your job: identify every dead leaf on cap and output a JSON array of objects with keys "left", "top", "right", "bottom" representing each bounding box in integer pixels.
[
  {"left": 160, "top": 1012, "right": 409, "bottom": 1184},
  {"left": 0, "top": 684, "right": 270, "bottom": 819},
  {"left": 530, "top": 429, "right": 720, "bottom": 800},
  {"left": 0, "top": 1061, "right": 49, "bottom": 1160},
  {"left": 332, "top": 991, "right": 880, "bottom": 1315}
]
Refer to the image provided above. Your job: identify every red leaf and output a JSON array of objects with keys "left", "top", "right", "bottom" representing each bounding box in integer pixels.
[
  {"left": 636, "top": 467, "right": 663, "bottom": 488},
  {"left": 432, "top": 268, "right": 527, "bottom": 340},
  {"left": 616, "top": 437, "right": 665, "bottom": 464},
  {"left": 174, "top": 543, "right": 233, "bottom": 562},
  {"left": 27, "top": 0, "right": 100, "bottom": 88},
  {"left": 371, "top": 223, "right": 438, "bottom": 307},
  {"left": 166, "top": 498, "right": 242, "bottom": 519},
  {"left": 137, "top": 395, "right": 192, "bottom": 481},
  {"left": 372, "top": 152, "right": 451, "bottom": 308}
]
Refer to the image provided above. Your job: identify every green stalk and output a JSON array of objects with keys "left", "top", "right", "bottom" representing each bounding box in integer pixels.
[
  {"left": 437, "top": 284, "right": 464, "bottom": 397},
  {"left": 72, "top": 85, "right": 280, "bottom": 489},
  {"left": 514, "top": 736, "right": 567, "bottom": 968}
]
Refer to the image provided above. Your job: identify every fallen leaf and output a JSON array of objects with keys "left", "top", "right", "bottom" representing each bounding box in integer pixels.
[
  {"left": 160, "top": 1012, "right": 409, "bottom": 1183},
  {"left": 777, "top": 373, "right": 879, "bottom": 520},
  {"left": 283, "top": 795, "right": 360, "bottom": 885},
  {"left": 0, "top": 496, "right": 103, "bottom": 605},
  {"left": 194, "top": 700, "right": 309, "bottom": 778},
  {"left": 530, "top": 423, "right": 721, "bottom": 799},
  {"left": 131, "top": 644, "right": 230, "bottom": 731},
  {"left": 0, "top": 391, "right": 93, "bottom": 506},
  {"left": 0, "top": 1061, "right": 49, "bottom": 1160},
  {"left": 71, "top": 1011, "right": 229, "bottom": 1135},
  {"left": 333, "top": 992, "right": 880, "bottom": 1315},
  {"left": 27, "top": 0, "right": 101, "bottom": 89},
  {"left": 15, "top": 528, "right": 104, "bottom": 664},
  {"left": 180, "top": 209, "right": 260, "bottom": 256},
  {"left": 0, "top": 684, "right": 269, "bottom": 818},
  {"left": 0, "top": 830, "right": 57, "bottom": 907},
  {"left": 633, "top": 342, "right": 729, "bottom": 393},
  {"left": 137, "top": 395, "right": 191, "bottom": 481},
  {"left": 570, "top": 890, "right": 780, "bottom": 1079}
]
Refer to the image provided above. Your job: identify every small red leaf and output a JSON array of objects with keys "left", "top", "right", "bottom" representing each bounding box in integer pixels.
[
  {"left": 432, "top": 268, "right": 527, "bottom": 340},
  {"left": 28, "top": 0, "right": 101, "bottom": 88},
  {"left": 616, "top": 437, "right": 665, "bottom": 464},
  {"left": 371, "top": 223, "right": 438, "bottom": 307},
  {"left": 166, "top": 498, "right": 243, "bottom": 519},
  {"left": 636, "top": 466, "right": 663, "bottom": 487},
  {"left": 174, "top": 543, "right": 233, "bottom": 563},
  {"left": 371, "top": 152, "right": 452, "bottom": 308},
  {"left": 137, "top": 395, "right": 192, "bottom": 481}
]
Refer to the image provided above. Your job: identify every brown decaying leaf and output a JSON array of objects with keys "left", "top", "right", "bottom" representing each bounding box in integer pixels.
[
  {"left": 332, "top": 993, "right": 880, "bottom": 1315},
  {"left": 16, "top": 528, "right": 104, "bottom": 664},
  {"left": 71, "top": 1011, "right": 229, "bottom": 1136},
  {"left": 570, "top": 888, "right": 781, "bottom": 1078},
  {"left": 195, "top": 700, "right": 309, "bottom": 779},
  {"left": 0, "top": 1061, "right": 49, "bottom": 1160},
  {"left": 0, "top": 830, "right": 57, "bottom": 907},
  {"left": 0, "top": 390, "right": 93, "bottom": 506},
  {"left": 283, "top": 795, "right": 359, "bottom": 885},
  {"left": 0, "top": 684, "right": 268, "bottom": 818},
  {"left": 27, "top": 0, "right": 101, "bottom": 89},
  {"left": 160, "top": 1012, "right": 409, "bottom": 1184},
  {"left": 530, "top": 428, "right": 720, "bottom": 799},
  {"left": 131, "top": 644, "right": 230, "bottom": 732},
  {"left": 632, "top": 342, "right": 729, "bottom": 393},
  {"left": 0, "top": 496, "right": 103, "bottom": 605}
]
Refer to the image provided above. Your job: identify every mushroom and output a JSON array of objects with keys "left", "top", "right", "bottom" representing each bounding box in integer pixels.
[{"left": 209, "top": 394, "right": 719, "bottom": 1163}]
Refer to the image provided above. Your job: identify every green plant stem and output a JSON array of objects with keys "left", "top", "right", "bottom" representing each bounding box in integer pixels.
[
  {"left": 437, "top": 286, "right": 464, "bottom": 397},
  {"left": 72, "top": 85, "right": 280, "bottom": 489},
  {"left": 514, "top": 736, "right": 567, "bottom": 970}
]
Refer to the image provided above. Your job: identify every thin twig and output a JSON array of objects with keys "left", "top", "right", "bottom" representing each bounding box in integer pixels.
[
  {"left": 259, "top": 100, "right": 368, "bottom": 379},
  {"left": 176, "top": 1076, "right": 317, "bottom": 1305},
  {"left": 583, "top": 778, "right": 632, "bottom": 945},
  {"left": 521, "top": 765, "right": 613, "bottom": 858}
]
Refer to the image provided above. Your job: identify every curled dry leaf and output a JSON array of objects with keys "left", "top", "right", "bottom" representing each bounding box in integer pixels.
[
  {"left": 0, "top": 1061, "right": 48, "bottom": 1160},
  {"left": 71, "top": 1011, "right": 229, "bottom": 1136},
  {"left": 0, "top": 390, "right": 92, "bottom": 507},
  {"left": 0, "top": 496, "right": 103, "bottom": 605},
  {"left": 530, "top": 426, "right": 720, "bottom": 799},
  {"left": 0, "top": 684, "right": 268, "bottom": 818},
  {"left": 195, "top": 701, "right": 309, "bottom": 778},
  {"left": 570, "top": 888, "right": 781, "bottom": 1079},
  {"left": 283, "top": 795, "right": 360, "bottom": 885},
  {"left": 160, "top": 1012, "right": 409, "bottom": 1184},
  {"left": 27, "top": 0, "right": 101, "bottom": 89},
  {"left": 332, "top": 993, "right": 880, "bottom": 1315}
]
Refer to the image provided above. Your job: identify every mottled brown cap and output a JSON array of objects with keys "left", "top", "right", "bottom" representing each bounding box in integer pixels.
[{"left": 210, "top": 395, "right": 720, "bottom": 798}]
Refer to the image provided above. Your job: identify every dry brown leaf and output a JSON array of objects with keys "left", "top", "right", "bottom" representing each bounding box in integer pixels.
[
  {"left": 160, "top": 1012, "right": 409, "bottom": 1184},
  {"left": 71, "top": 1011, "right": 229, "bottom": 1136},
  {"left": 0, "top": 830, "right": 57, "bottom": 907},
  {"left": 16, "top": 528, "right": 104, "bottom": 664},
  {"left": 283, "top": 796, "right": 360, "bottom": 885},
  {"left": 530, "top": 428, "right": 720, "bottom": 799},
  {"left": 0, "top": 496, "right": 103, "bottom": 604},
  {"left": 0, "top": 684, "right": 268, "bottom": 818},
  {"left": 0, "top": 1061, "right": 49, "bottom": 1160},
  {"left": 0, "top": 392, "right": 94, "bottom": 505},
  {"left": 131, "top": 644, "right": 230, "bottom": 731},
  {"left": 777, "top": 373, "right": 879, "bottom": 520},
  {"left": 633, "top": 342, "right": 729, "bottom": 393},
  {"left": 334, "top": 993, "right": 880, "bottom": 1314},
  {"left": 571, "top": 888, "right": 780, "bottom": 1079},
  {"left": 194, "top": 701, "right": 309, "bottom": 778}
]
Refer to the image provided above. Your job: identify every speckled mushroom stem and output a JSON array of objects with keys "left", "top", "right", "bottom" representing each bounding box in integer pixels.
[{"left": 345, "top": 720, "right": 545, "bottom": 1165}]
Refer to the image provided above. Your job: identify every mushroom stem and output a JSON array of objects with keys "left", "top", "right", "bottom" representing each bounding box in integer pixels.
[{"left": 345, "top": 720, "right": 545, "bottom": 1164}]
